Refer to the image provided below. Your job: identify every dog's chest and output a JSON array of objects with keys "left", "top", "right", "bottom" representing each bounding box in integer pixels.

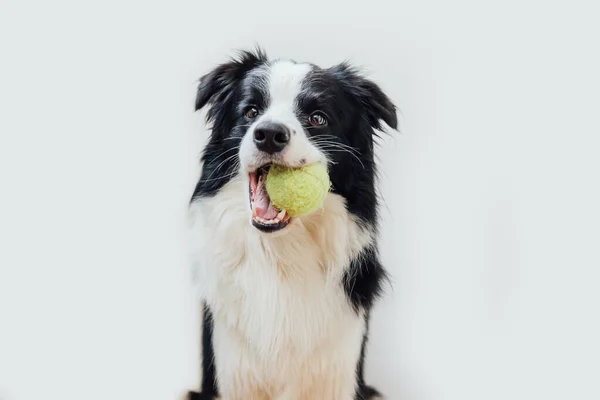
[{"left": 206, "top": 231, "right": 354, "bottom": 358}]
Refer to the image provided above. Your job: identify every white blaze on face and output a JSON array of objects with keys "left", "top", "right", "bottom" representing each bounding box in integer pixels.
[{"left": 239, "top": 60, "right": 326, "bottom": 172}]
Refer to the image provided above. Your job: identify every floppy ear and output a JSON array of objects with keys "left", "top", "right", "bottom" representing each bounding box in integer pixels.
[
  {"left": 329, "top": 62, "right": 398, "bottom": 131},
  {"left": 195, "top": 48, "right": 268, "bottom": 118}
]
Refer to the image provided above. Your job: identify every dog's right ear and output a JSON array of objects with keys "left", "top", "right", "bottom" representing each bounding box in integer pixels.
[
  {"left": 328, "top": 62, "right": 398, "bottom": 132},
  {"left": 195, "top": 48, "right": 268, "bottom": 115}
]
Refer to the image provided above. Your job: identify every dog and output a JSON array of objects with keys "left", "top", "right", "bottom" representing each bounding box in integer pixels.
[{"left": 187, "top": 48, "right": 397, "bottom": 400}]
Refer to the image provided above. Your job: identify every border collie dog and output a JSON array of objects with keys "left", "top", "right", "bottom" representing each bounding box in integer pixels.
[{"left": 188, "top": 48, "right": 397, "bottom": 400}]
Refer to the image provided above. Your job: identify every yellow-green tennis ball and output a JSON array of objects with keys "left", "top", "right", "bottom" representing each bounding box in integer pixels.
[{"left": 266, "top": 163, "right": 330, "bottom": 217}]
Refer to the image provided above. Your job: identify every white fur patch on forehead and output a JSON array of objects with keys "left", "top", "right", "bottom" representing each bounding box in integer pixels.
[{"left": 265, "top": 61, "right": 312, "bottom": 110}]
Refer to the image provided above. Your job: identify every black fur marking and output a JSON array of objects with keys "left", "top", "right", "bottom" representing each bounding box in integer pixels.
[
  {"left": 343, "top": 247, "right": 387, "bottom": 312},
  {"left": 328, "top": 62, "right": 398, "bottom": 132},
  {"left": 195, "top": 48, "right": 268, "bottom": 115},
  {"left": 191, "top": 48, "right": 269, "bottom": 201},
  {"left": 297, "top": 65, "right": 397, "bottom": 226},
  {"left": 344, "top": 248, "right": 387, "bottom": 398},
  {"left": 200, "top": 303, "right": 218, "bottom": 396},
  {"left": 354, "top": 312, "right": 382, "bottom": 400}
]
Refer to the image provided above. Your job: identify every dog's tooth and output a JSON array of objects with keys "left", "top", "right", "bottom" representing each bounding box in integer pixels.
[{"left": 277, "top": 209, "right": 286, "bottom": 219}]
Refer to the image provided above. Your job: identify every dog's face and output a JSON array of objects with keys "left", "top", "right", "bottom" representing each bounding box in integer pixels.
[{"left": 192, "top": 49, "right": 397, "bottom": 233}]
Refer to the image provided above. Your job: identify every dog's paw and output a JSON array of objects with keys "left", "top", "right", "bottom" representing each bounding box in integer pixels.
[{"left": 187, "top": 391, "right": 218, "bottom": 400}]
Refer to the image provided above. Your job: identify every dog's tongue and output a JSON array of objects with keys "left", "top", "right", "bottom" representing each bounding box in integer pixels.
[{"left": 254, "top": 178, "right": 279, "bottom": 220}]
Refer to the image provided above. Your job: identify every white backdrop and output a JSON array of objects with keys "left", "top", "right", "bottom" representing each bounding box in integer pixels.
[{"left": 1, "top": 0, "right": 599, "bottom": 399}]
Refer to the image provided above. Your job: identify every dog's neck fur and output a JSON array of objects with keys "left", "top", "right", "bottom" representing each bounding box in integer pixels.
[{"left": 189, "top": 174, "right": 373, "bottom": 298}]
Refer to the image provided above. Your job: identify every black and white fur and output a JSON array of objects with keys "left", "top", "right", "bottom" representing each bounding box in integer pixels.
[{"left": 187, "top": 48, "right": 397, "bottom": 400}]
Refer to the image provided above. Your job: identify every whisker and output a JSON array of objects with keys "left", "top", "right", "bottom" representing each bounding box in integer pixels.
[
  {"left": 317, "top": 145, "right": 360, "bottom": 156},
  {"left": 311, "top": 140, "right": 361, "bottom": 151},
  {"left": 309, "top": 137, "right": 362, "bottom": 153},
  {"left": 198, "top": 165, "right": 240, "bottom": 183},
  {"left": 310, "top": 141, "right": 362, "bottom": 157},
  {"left": 232, "top": 123, "right": 254, "bottom": 130},
  {"left": 315, "top": 146, "right": 365, "bottom": 169},
  {"left": 205, "top": 146, "right": 240, "bottom": 164},
  {"left": 310, "top": 137, "right": 359, "bottom": 146},
  {"left": 201, "top": 153, "right": 240, "bottom": 183}
]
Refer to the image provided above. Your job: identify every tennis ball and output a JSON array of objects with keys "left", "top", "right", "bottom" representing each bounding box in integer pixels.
[{"left": 266, "top": 163, "right": 330, "bottom": 217}]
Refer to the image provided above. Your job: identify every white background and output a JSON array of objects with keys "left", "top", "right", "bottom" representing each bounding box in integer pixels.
[{"left": 1, "top": 0, "right": 599, "bottom": 399}]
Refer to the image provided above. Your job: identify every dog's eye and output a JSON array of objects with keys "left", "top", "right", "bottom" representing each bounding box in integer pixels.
[
  {"left": 245, "top": 106, "right": 259, "bottom": 119},
  {"left": 308, "top": 112, "right": 328, "bottom": 127}
]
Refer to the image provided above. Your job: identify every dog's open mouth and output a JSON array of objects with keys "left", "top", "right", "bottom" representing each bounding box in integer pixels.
[{"left": 249, "top": 165, "right": 291, "bottom": 232}]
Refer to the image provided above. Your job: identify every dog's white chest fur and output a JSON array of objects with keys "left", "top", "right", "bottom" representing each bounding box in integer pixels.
[{"left": 189, "top": 176, "right": 372, "bottom": 398}]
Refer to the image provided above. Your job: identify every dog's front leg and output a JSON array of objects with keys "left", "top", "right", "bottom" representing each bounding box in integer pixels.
[
  {"left": 211, "top": 320, "right": 270, "bottom": 400},
  {"left": 274, "top": 357, "right": 359, "bottom": 400}
]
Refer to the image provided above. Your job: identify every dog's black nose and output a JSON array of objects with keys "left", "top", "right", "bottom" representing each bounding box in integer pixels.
[{"left": 253, "top": 122, "right": 290, "bottom": 154}]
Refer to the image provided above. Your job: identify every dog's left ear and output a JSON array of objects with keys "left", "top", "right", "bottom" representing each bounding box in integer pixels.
[
  {"left": 195, "top": 48, "right": 268, "bottom": 115},
  {"left": 329, "top": 63, "right": 398, "bottom": 131}
]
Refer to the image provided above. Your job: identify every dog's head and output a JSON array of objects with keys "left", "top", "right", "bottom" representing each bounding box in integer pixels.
[{"left": 192, "top": 48, "right": 397, "bottom": 233}]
